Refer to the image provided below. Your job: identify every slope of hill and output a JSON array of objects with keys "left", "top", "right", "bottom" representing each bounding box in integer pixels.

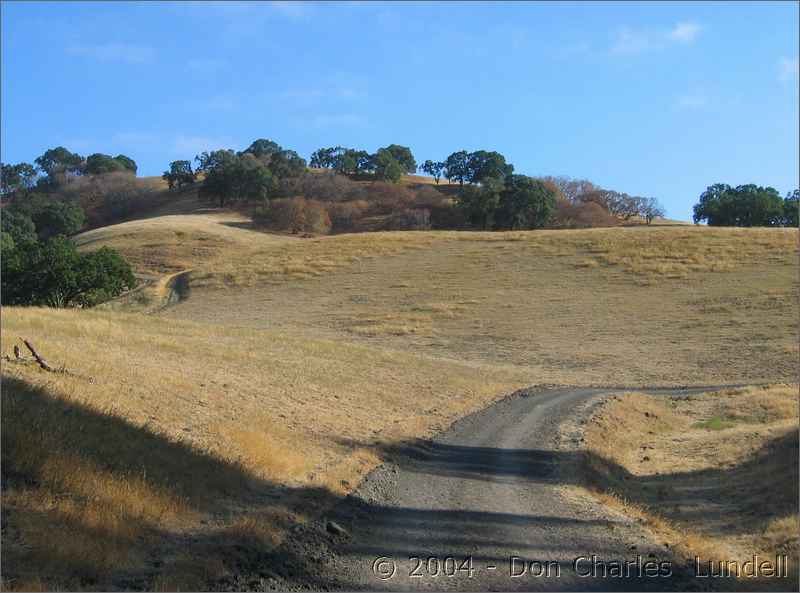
[{"left": 2, "top": 208, "right": 797, "bottom": 590}]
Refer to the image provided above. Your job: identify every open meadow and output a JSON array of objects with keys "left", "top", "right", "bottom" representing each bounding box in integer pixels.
[{"left": 2, "top": 205, "right": 797, "bottom": 589}]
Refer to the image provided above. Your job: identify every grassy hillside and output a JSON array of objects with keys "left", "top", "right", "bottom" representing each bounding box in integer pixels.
[
  {"left": 570, "top": 384, "right": 799, "bottom": 589},
  {"left": 2, "top": 209, "right": 797, "bottom": 589},
  {"left": 79, "top": 214, "right": 797, "bottom": 384},
  {"left": 1, "top": 308, "right": 528, "bottom": 590}
]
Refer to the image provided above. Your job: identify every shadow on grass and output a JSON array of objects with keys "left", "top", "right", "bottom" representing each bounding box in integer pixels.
[
  {"left": 0, "top": 376, "right": 340, "bottom": 591},
  {"left": 2, "top": 376, "right": 796, "bottom": 591}
]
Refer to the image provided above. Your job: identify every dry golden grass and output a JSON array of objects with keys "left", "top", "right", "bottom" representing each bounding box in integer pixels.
[
  {"left": 1, "top": 307, "right": 528, "bottom": 590},
  {"left": 574, "top": 385, "right": 799, "bottom": 589},
  {"left": 4, "top": 206, "right": 798, "bottom": 589},
  {"left": 143, "top": 222, "right": 798, "bottom": 385},
  {"left": 75, "top": 210, "right": 440, "bottom": 289},
  {"left": 579, "top": 227, "right": 797, "bottom": 282}
]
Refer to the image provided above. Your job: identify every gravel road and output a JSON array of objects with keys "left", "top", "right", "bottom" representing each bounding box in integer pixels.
[{"left": 258, "top": 386, "right": 733, "bottom": 592}]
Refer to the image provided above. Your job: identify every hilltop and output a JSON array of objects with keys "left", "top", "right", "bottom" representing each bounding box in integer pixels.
[{"left": 2, "top": 151, "right": 797, "bottom": 590}]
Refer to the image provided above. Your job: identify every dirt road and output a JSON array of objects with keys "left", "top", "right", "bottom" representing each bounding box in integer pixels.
[{"left": 264, "top": 386, "right": 732, "bottom": 591}]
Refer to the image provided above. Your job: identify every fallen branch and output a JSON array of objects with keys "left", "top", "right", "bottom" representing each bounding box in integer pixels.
[
  {"left": 2, "top": 338, "right": 96, "bottom": 381},
  {"left": 21, "top": 339, "right": 57, "bottom": 372}
]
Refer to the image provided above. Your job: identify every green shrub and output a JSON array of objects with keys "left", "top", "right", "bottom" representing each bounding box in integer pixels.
[{"left": 1, "top": 235, "right": 136, "bottom": 307}]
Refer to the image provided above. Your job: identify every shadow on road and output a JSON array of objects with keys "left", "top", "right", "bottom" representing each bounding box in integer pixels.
[{"left": 2, "top": 377, "right": 795, "bottom": 591}]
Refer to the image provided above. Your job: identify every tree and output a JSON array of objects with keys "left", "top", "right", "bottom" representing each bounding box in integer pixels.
[
  {"left": 162, "top": 160, "right": 196, "bottom": 189},
  {"left": 198, "top": 151, "right": 274, "bottom": 207},
  {"left": 268, "top": 150, "right": 307, "bottom": 179},
  {"left": 336, "top": 148, "right": 370, "bottom": 176},
  {"left": 76, "top": 247, "right": 138, "bottom": 305},
  {"left": 467, "top": 150, "right": 513, "bottom": 184},
  {"left": 7, "top": 194, "right": 86, "bottom": 239},
  {"left": 356, "top": 151, "right": 375, "bottom": 175},
  {"left": 113, "top": 154, "right": 137, "bottom": 174},
  {"left": 783, "top": 189, "right": 799, "bottom": 227},
  {"left": 577, "top": 188, "right": 639, "bottom": 219},
  {"left": 457, "top": 177, "right": 503, "bottom": 229},
  {"left": 539, "top": 176, "right": 597, "bottom": 203},
  {"left": 309, "top": 147, "right": 337, "bottom": 169},
  {"left": 30, "top": 200, "right": 87, "bottom": 239},
  {"left": 1, "top": 237, "right": 136, "bottom": 307},
  {"left": 444, "top": 150, "right": 470, "bottom": 185},
  {"left": 309, "top": 146, "right": 375, "bottom": 176},
  {"left": 372, "top": 149, "right": 404, "bottom": 183},
  {"left": 84, "top": 153, "right": 138, "bottom": 175},
  {"left": 421, "top": 160, "right": 445, "bottom": 184},
  {"left": 241, "top": 138, "right": 281, "bottom": 160},
  {"left": 1, "top": 162, "right": 37, "bottom": 196},
  {"left": 380, "top": 144, "right": 416, "bottom": 175},
  {"left": 495, "top": 175, "right": 557, "bottom": 230},
  {"left": 34, "top": 146, "right": 84, "bottom": 185},
  {"left": 693, "top": 183, "right": 784, "bottom": 226},
  {"left": 1, "top": 209, "right": 37, "bottom": 247},
  {"left": 639, "top": 197, "right": 666, "bottom": 225}
]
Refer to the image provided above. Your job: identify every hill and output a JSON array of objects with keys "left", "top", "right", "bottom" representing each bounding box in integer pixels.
[{"left": 2, "top": 211, "right": 797, "bottom": 589}]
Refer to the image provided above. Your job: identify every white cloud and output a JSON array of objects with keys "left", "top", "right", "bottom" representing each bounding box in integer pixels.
[
  {"left": 611, "top": 21, "right": 702, "bottom": 56},
  {"left": 67, "top": 43, "right": 155, "bottom": 64},
  {"left": 779, "top": 57, "right": 799, "bottom": 82},
  {"left": 667, "top": 21, "right": 702, "bottom": 43}
]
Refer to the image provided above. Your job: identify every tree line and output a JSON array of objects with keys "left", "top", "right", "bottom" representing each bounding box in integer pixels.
[
  {"left": 3, "top": 137, "right": 797, "bottom": 309},
  {"left": 161, "top": 139, "right": 669, "bottom": 231}
]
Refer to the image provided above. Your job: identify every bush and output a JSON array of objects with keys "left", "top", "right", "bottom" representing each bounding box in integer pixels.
[
  {"left": 381, "top": 208, "right": 431, "bottom": 231},
  {"left": 253, "top": 198, "right": 331, "bottom": 234},
  {"left": 549, "top": 200, "right": 618, "bottom": 228},
  {"left": 494, "top": 175, "right": 557, "bottom": 230},
  {"left": 1, "top": 209, "right": 37, "bottom": 247},
  {"left": 411, "top": 186, "right": 449, "bottom": 209},
  {"left": 327, "top": 200, "right": 370, "bottom": 232},
  {"left": 429, "top": 202, "right": 468, "bottom": 230},
  {"left": 285, "top": 172, "right": 365, "bottom": 202},
  {"left": 7, "top": 194, "right": 86, "bottom": 239},
  {"left": 57, "top": 172, "right": 156, "bottom": 227},
  {"left": 1, "top": 237, "right": 136, "bottom": 307},
  {"left": 363, "top": 182, "right": 415, "bottom": 215}
]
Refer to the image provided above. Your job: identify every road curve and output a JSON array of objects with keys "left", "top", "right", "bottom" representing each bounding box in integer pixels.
[{"left": 274, "top": 386, "right": 735, "bottom": 591}]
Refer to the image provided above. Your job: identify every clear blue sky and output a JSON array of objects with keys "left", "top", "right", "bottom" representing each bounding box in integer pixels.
[{"left": 2, "top": 1, "right": 798, "bottom": 220}]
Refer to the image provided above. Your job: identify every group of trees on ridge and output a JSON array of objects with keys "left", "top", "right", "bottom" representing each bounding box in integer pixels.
[
  {"left": 158, "top": 139, "right": 670, "bottom": 233},
  {"left": 309, "top": 144, "right": 417, "bottom": 182},
  {"left": 2, "top": 137, "right": 798, "bottom": 310}
]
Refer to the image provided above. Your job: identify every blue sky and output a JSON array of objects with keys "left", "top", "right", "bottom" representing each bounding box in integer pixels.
[{"left": 2, "top": 1, "right": 798, "bottom": 220}]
